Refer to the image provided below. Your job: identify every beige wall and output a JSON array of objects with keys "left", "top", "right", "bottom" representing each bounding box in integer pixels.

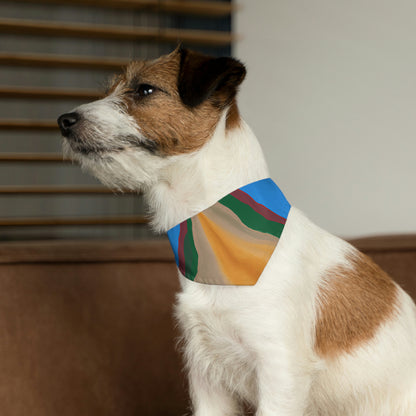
[{"left": 234, "top": 0, "right": 416, "bottom": 238}]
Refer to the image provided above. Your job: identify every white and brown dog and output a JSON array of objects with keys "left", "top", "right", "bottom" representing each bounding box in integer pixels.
[{"left": 58, "top": 48, "right": 416, "bottom": 415}]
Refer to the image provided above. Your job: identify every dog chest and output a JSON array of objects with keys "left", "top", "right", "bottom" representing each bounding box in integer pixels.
[{"left": 175, "top": 294, "right": 257, "bottom": 396}]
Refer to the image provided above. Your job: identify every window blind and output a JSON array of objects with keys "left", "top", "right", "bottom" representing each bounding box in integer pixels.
[{"left": 0, "top": 0, "right": 234, "bottom": 240}]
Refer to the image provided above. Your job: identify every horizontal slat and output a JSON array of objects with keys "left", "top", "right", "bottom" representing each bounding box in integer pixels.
[
  {"left": 0, "top": 18, "right": 234, "bottom": 46},
  {"left": 0, "top": 153, "right": 64, "bottom": 162},
  {"left": 9, "top": 0, "right": 234, "bottom": 17},
  {"left": 0, "top": 52, "right": 129, "bottom": 70},
  {"left": 0, "top": 120, "right": 58, "bottom": 130},
  {"left": 0, "top": 215, "right": 148, "bottom": 226},
  {"left": 155, "top": 0, "right": 234, "bottom": 16},
  {"left": 0, "top": 86, "right": 101, "bottom": 100},
  {"left": 0, "top": 186, "right": 135, "bottom": 195}
]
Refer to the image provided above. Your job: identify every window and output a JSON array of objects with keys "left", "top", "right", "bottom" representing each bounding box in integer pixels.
[{"left": 0, "top": 0, "right": 233, "bottom": 240}]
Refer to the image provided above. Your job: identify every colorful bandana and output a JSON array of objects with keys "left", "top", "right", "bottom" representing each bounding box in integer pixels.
[{"left": 167, "top": 178, "right": 291, "bottom": 285}]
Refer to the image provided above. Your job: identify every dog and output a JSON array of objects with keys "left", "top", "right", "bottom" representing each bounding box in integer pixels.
[{"left": 58, "top": 47, "right": 416, "bottom": 415}]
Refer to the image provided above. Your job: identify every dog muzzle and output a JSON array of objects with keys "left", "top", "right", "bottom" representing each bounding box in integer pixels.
[{"left": 167, "top": 178, "right": 291, "bottom": 285}]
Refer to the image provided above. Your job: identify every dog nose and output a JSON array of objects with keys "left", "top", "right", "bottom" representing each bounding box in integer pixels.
[{"left": 57, "top": 112, "right": 80, "bottom": 136}]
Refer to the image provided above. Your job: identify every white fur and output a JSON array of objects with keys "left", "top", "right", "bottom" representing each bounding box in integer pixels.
[{"left": 64, "top": 96, "right": 416, "bottom": 415}]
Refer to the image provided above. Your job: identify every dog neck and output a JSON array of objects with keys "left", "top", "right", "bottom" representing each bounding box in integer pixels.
[{"left": 145, "top": 112, "right": 270, "bottom": 233}]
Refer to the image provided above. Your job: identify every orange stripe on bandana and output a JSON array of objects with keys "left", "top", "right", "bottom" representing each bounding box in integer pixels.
[{"left": 198, "top": 212, "right": 276, "bottom": 285}]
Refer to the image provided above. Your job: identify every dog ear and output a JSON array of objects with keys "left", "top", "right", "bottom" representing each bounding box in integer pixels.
[{"left": 178, "top": 48, "right": 246, "bottom": 108}]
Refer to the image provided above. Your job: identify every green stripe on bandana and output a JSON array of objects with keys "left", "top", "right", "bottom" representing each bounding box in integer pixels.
[
  {"left": 219, "top": 194, "right": 285, "bottom": 238},
  {"left": 183, "top": 218, "right": 198, "bottom": 280}
]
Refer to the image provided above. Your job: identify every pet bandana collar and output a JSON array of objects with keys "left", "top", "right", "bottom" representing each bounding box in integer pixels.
[{"left": 167, "top": 178, "right": 291, "bottom": 285}]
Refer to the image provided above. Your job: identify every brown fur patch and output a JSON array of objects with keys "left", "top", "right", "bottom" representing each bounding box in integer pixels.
[
  {"left": 315, "top": 251, "right": 398, "bottom": 358},
  {"left": 226, "top": 99, "right": 241, "bottom": 130},
  {"left": 107, "top": 50, "right": 225, "bottom": 156}
]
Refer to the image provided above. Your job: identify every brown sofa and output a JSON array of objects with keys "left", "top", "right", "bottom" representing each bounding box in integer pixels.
[{"left": 0, "top": 236, "right": 415, "bottom": 416}]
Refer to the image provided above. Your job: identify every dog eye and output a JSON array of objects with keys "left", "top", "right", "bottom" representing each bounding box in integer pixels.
[{"left": 134, "top": 84, "right": 156, "bottom": 98}]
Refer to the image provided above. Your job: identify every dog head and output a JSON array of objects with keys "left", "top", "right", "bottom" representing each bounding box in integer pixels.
[{"left": 58, "top": 47, "right": 246, "bottom": 191}]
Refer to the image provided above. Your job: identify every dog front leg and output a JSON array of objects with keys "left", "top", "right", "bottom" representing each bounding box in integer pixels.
[
  {"left": 189, "top": 368, "right": 241, "bottom": 416},
  {"left": 254, "top": 350, "right": 312, "bottom": 416}
]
